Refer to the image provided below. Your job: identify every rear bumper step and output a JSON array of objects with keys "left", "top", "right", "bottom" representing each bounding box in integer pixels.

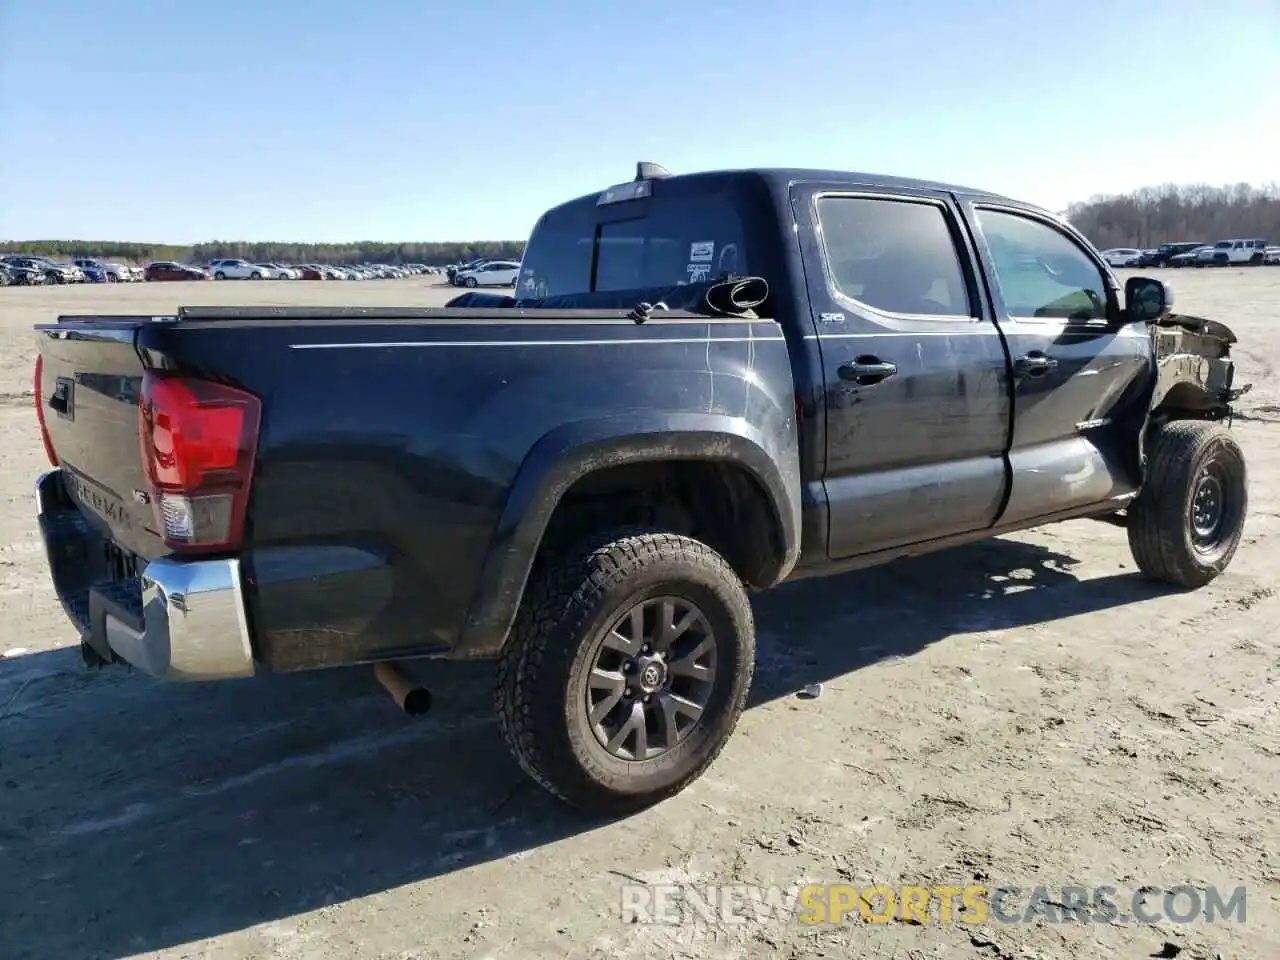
[{"left": 36, "top": 469, "right": 255, "bottom": 681}]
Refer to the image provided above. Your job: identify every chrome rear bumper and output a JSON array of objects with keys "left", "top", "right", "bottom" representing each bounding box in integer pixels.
[{"left": 36, "top": 469, "right": 255, "bottom": 681}]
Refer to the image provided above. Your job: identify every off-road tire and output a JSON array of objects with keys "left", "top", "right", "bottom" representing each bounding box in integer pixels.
[
  {"left": 1128, "top": 420, "right": 1247, "bottom": 588},
  {"left": 495, "top": 529, "right": 755, "bottom": 815}
]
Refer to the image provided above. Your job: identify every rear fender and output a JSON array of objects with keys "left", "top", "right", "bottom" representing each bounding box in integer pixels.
[{"left": 453, "top": 414, "right": 801, "bottom": 658}]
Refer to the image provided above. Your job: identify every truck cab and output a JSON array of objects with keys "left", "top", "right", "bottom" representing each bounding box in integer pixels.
[{"left": 516, "top": 166, "right": 1182, "bottom": 563}]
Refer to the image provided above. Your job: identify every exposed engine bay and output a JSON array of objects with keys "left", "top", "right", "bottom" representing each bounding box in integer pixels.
[{"left": 1149, "top": 313, "right": 1251, "bottom": 422}]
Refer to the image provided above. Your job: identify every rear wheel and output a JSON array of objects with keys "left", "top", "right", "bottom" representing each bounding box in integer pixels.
[
  {"left": 495, "top": 530, "right": 755, "bottom": 814},
  {"left": 1128, "top": 420, "right": 1247, "bottom": 588}
]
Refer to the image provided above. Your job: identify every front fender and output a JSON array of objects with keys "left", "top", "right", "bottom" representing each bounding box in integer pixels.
[{"left": 454, "top": 413, "right": 801, "bottom": 658}]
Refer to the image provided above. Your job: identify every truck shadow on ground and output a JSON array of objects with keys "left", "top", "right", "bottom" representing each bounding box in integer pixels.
[{"left": 0, "top": 536, "right": 1166, "bottom": 959}]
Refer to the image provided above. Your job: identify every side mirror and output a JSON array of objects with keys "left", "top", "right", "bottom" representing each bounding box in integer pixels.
[{"left": 1125, "top": 276, "right": 1173, "bottom": 322}]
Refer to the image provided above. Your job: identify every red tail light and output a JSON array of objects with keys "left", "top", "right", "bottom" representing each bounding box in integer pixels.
[
  {"left": 34, "top": 354, "right": 59, "bottom": 467},
  {"left": 138, "top": 371, "right": 261, "bottom": 554}
]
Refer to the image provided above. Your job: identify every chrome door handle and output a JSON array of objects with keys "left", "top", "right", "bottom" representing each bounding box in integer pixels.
[{"left": 1014, "top": 353, "right": 1058, "bottom": 377}]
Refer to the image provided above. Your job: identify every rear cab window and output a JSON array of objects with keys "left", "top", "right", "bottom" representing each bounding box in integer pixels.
[{"left": 515, "top": 174, "right": 766, "bottom": 303}]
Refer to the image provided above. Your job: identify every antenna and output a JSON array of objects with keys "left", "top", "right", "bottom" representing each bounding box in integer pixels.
[{"left": 635, "top": 162, "right": 672, "bottom": 182}]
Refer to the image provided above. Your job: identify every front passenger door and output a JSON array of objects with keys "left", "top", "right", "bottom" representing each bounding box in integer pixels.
[{"left": 963, "top": 202, "right": 1155, "bottom": 525}]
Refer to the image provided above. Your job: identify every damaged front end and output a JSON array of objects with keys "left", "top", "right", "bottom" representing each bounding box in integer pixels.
[
  {"left": 1147, "top": 313, "right": 1252, "bottom": 425},
  {"left": 1096, "top": 310, "right": 1253, "bottom": 529}
]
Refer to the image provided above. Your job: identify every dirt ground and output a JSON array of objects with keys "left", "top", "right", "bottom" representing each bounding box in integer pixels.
[{"left": 1, "top": 272, "right": 1277, "bottom": 960}]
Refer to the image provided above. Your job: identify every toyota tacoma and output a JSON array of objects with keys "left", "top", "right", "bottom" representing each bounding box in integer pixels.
[{"left": 33, "top": 163, "right": 1250, "bottom": 813}]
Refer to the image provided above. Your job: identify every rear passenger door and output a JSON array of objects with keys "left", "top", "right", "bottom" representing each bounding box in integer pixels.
[
  {"left": 961, "top": 201, "right": 1153, "bottom": 525},
  {"left": 791, "top": 184, "right": 1013, "bottom": 558}
]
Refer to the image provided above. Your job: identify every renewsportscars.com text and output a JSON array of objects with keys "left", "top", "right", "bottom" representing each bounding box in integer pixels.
[{"left": 620, "top": 882, "right": 1248, "bottom": 926}]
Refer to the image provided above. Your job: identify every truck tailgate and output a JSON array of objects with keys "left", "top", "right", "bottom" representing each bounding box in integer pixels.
[{"left": 37, "top": 324, "right": 166, "bottom": 560}]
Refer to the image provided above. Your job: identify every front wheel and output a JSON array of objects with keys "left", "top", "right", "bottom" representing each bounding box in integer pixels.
[
  {"left": 250, "top": 271, "right": 263, "bottom": 280},
  {"left": 1128, "top": 420, "right": 1247, "bottom": 588},
  {"left": 495, "top": 530, "right": 755, "bottom": 815},
  {"left": 214, "top": 271, "right": 226, "bottom": 280},
  {"left": 463, "top": 276, "right": 478, "bottom": 288}
]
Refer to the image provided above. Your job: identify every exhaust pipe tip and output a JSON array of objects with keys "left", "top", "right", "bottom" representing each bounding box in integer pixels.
[
  {"left": 374, "top": 661, "right": 432, "bottom": 716},
  {"left": 400, "top": 686, "right": 433, "bottom": 716}
]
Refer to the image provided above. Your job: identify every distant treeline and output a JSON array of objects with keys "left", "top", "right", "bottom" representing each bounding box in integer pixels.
[
  {"left": 1065, "top": 183, "right": 1280, "bottom": 249},
  {"left": 4, "top": 182, "right": 1277, "bottom": 265},
  {"left": 0, "top": 239, "right": 526, "bottom": 266}
]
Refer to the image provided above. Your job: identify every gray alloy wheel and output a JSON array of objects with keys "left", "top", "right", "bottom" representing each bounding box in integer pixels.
[
  {"left": 582, "top": 596, "right": 718, "bottom": 762},
  {"left": 495, "top": 529, "right": 755, "bottom": 814}
]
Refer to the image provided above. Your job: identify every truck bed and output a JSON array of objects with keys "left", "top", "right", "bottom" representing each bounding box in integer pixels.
[{"left": 35, "top": 300, "right": 799, "bottom": 673}]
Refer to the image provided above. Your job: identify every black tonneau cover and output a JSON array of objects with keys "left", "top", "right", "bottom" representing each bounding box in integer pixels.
[{"left": 160, "top": 277, "right": 772, "bottom": 326}]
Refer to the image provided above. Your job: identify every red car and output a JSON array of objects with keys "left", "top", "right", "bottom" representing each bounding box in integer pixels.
[
  {"left": 296, "top": 265, "right": 325, "bottom": 280},
  {"left": 145, "top": 261, "right": 208, "bottom": 281}
]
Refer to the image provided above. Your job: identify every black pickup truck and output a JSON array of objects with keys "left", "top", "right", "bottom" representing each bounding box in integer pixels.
[{"left": 34, "top": 163, "right": 1251, "bottom": 813}]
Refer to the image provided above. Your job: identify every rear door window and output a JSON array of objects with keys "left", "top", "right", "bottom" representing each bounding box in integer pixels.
[{"left": 814, "top": 195, "right": 974, "bottom": 317}]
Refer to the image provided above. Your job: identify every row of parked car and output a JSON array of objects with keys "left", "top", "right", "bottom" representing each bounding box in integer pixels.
[
  {"left": 199, "top": 259, "right": 442, "bottom": 281},
  {"left": 1100, "top": 239, "right": 1280, "bottom": 269},
  {"left": 0, "top": 254, "right": 446, "bottom": 286},
  {"left": 0, "top": 255, "right": 146, "bottom": 285}
]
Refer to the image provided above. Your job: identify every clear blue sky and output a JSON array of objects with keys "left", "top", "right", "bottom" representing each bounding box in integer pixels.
[{"left": 1, "top": 0, "right": 1275, "bottom": 243}]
